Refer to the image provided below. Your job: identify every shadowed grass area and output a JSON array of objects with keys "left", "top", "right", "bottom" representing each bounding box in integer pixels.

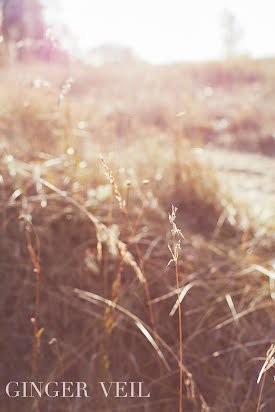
[{"left": 0, "top": 60, "right": 274, "bottom": 411}]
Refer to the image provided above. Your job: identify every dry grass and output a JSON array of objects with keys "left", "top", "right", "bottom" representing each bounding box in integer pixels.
[{"left": 0, "top": 59, "right": 274, "bottom": 411}]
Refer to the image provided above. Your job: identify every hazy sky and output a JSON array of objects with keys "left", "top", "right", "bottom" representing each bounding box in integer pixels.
[{"left": 43, "top": 0, "right": 275, "bottom": 63}]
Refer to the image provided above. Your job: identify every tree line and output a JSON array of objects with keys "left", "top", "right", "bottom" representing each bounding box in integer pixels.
[{"left": 0, "top": 0, "right": 67, "bottom": 63}]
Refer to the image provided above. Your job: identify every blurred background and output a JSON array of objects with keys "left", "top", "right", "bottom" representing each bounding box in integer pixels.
[
  {"left": 1, "top": 0, "right": 275, "bottom": 63},
  {"left": 0, "top": 1, "right": 274, "bottom": 412}
]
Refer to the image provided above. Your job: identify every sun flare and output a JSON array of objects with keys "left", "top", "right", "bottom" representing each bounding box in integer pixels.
[{"left": 43, "top": 0, "right": 275, "bottom": 63}]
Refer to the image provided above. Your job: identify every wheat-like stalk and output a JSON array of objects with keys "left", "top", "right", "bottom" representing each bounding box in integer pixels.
[
  {"left": 256, "top": 344, "right": 275, "bottom": 412},
  {"left": 168, "top": 205, "right": 185, "bottom": 412}
]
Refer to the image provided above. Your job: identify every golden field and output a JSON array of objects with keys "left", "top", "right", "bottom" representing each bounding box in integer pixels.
[{"left": 0, "top": 58, "right": 274, "bottom": 411}]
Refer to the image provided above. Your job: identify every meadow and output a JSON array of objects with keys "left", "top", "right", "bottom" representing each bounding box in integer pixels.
[{"left": 0, "top": 57, "right": 274, "bottom": 411}]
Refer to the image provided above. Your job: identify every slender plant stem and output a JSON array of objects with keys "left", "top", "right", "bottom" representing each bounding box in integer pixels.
[
  {"left": 172, "top": 232, "right": 183, "bottom": 412},
  {"left": 256, "top": 370, "right": 267, "bottom": 412}
]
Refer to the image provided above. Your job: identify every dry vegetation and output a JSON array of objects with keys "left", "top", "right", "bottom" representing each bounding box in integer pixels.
[{"left": 0, "top": 58, "right": 274, "bottom": 412}]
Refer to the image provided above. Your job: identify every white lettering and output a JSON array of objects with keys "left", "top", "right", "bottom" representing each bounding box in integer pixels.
[
  {"left": 115, "top": 382, "right": 127, "bottom": 397},
  {"left": 30, "top": 382, "right": 43, "bottom": 397},
  {"left": 138, "top": 382, "right": 150, "bottom": 397},
  {"left": 99, "top": 382, "right": 113, "bottom": 397},
  {"left": 76, "top": 382, "right": 89, "bottom": 397},
  {"left": 45, "top": 382, "right": 59, "bottom": 398},
  {"left": 6, "top": 382, "right": 19, "bottom": 398}
]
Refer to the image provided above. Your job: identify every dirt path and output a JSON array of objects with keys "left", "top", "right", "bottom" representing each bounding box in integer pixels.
[{"left": 196, "top": 147, "right": 275, "bottom": 215}]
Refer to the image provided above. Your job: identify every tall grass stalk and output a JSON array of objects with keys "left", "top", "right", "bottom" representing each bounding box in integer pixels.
[
  {"left": 168, "top": 205, "right": 184, "bottom": 412},
  {"left": 21, "top": 217, "right": 42, "bottom": 377},
  {"left": 101, "top": 158, "right": 157, "bottom": 336},
  {"left": 256, "top": 344, "right": 275, "bottom": 412}
]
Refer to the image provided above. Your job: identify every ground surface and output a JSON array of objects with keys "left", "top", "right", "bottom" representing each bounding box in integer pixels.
[{"left": 202, "top": 146, "right": 275, "bottom": 215}]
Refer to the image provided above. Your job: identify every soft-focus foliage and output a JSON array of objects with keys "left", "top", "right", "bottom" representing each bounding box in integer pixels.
[{"left": 0, "top": 60, "right": 274, "bottom": 411}]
